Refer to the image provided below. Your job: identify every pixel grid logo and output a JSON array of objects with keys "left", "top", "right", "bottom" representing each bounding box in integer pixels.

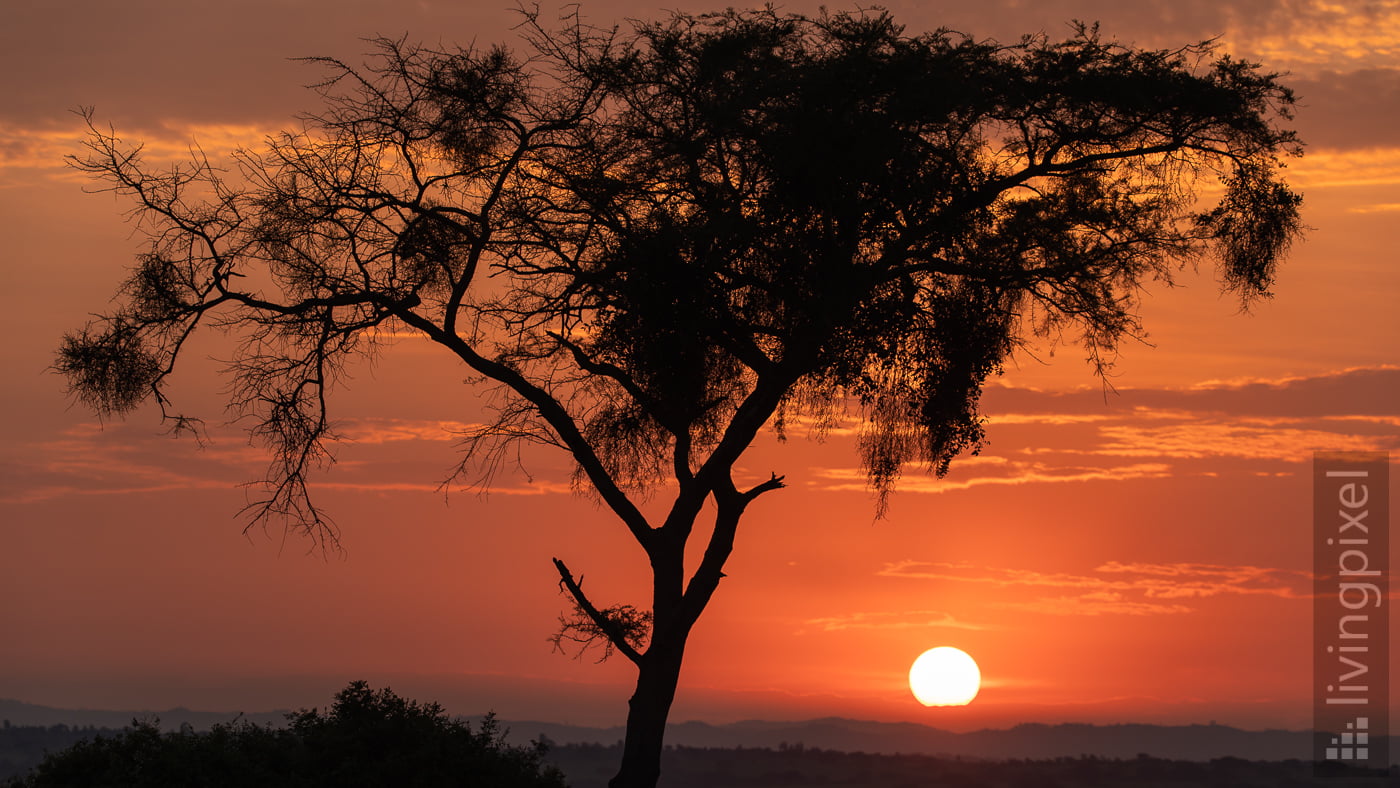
[{"left": 1325, "top": 717, "right": 1370, "bottom": 761}]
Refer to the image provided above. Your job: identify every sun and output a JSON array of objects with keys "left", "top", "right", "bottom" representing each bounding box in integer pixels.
[{"left": 909, "top": 646, "right": 981, "bottom": 706}]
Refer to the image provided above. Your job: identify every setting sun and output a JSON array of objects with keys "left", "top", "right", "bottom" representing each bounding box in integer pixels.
[{"left": 910, "top": 647, "right": 982, "bottom": 707}]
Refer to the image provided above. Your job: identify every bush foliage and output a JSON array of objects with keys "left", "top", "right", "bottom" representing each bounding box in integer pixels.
[{"left": 4, "top": 682, "right": 566, "bottom": 788}]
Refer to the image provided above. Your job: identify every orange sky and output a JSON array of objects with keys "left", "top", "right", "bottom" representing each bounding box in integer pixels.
[{"left": 1, "top": 0, "right": 1397, "bottom": 732}]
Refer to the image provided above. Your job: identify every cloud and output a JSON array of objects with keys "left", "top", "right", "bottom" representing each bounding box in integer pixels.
[
  {"left": 997, "top": 594, "right": 1195, "bottom": 617},
  {"left": 1291, "top": 69, "right": 1400, "bottom": 151},
  {"left": 336, "top": 418, "right": 486, "bottom": 444},
  {"left": 0, "top": 1, "right": 515, "bottom": 129},
  {"left": 1016, "top": 367, "right": 1400, "bottom": 463},
  {"left": 986, "top": 365, "right": 1400, "bottom": 420},
  {"left": 1185, "top": 365, "right": 1400, "bottom": 390},
  {"left": 986, "top": 412, "right": 1118, "bottom": 425},
  {"left": 1092, "top": 561, "right": 1314, "bottom": 599},
  {"left": 0, "top": 478, "right": 228, "bottom": 506},
  {"left": 801, "top": 610, "right": 990, "bottom": 633},
  {"left": 1090, "top": 422, "right": 1392, "bottom": 460},
  {"left": 1235, "top": 1, "right": 1400, "bottom": 72},
  {"left": 887, "top": 0, "right": 1400, "bottom": 75},
  {"left": 0, "top": 423, "right": 262, "bottom": 504},
  {"left": 312, "top": 479, "right": 572, "bottom": 496},
  {"left": 781, "top": 367, "right": 1397, "bottom": 501},
  {"left": 8, "top": 3, "right": 1396, "bottom": 184},
  {"left": 1281, "top": 147, "right": 1400, "bottom": 188},
  {"left": 0, "top": 120, "right": 275, "bottom": 179},
  {"left": 0, "top": 419, "right": 572, "bottom": 505},
  {"left": 1348, "top": 203, "right": 1400, "bottom": 214},
  {"left": 878, "top": 559, "right": 1312, "bottom": 617},
  {"left": 1325, "top": 415, "right": 1400, "bottom": 427},
  {"left": 811, "top": 462, "right": 1174, "bottom": 494}
]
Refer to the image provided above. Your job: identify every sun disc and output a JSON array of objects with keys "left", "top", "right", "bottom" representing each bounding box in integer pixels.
[{"left": 909, "top": 646, "right": 981, "bottom": 706}]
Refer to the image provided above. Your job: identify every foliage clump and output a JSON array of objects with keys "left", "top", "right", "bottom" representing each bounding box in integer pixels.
[{"left": 4, "top": 681, "right": 566, "bottom": 788}]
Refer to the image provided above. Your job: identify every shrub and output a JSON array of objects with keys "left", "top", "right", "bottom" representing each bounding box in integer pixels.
[{"left": 6, "top": 682, "right": 566, "bottom": 788}]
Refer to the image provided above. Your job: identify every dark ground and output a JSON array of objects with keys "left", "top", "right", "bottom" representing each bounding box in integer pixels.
[
  {"left": 4, "top": 724, "right": 1395, "bottom": 786},
  {"left": 547, "top": 743, "right": 1396, "bottom": 788}
]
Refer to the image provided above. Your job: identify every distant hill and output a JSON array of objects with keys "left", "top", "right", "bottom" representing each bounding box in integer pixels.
[
  {"left": 502, "top": 716, "right": 1342, "bottom": 763},
  {"left": 2, "top": 699, "right": 1391, "bottom": 765},
  {"left": 0, "top": 699, "right": 286, "bottom": 731}
]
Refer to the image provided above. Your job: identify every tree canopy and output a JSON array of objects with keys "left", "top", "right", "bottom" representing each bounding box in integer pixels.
[
  {"left": 57, "top": 8, "right": 1302, "bottom": 787},
  {"left": 60, "top": 8, "right": 1300, "bottom": 528}
]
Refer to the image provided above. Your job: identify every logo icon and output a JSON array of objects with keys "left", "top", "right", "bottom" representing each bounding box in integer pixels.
[{"left": 1324, "top": 717, "right": 1369, "bottom": 761}]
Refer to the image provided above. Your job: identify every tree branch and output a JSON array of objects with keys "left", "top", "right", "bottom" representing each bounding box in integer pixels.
[
  {"left": 742, "top": 472, "right": 785, "bottom": 503},
  {"left": 394, "top": 308, "right": 657, "bottom": 548},
  {"left": 552, "top": 557, "right": 645, "bottom": 665}
]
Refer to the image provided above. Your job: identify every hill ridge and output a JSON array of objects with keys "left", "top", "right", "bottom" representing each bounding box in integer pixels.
[{"left": 3, "top": 698, "right": 1383, "bottom": 763}]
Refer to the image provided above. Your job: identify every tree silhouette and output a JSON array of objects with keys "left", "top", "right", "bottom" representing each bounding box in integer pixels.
[
  {"left": 8, "top": 681, "right": 565, "bottom": 787},
  {"left": 57, "top": 8, "right": 1301, "bottom": 788}
]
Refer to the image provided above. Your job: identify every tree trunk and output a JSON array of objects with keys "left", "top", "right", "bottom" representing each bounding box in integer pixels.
[
  {"left": 609, "top": 644, "right": 686, "bottom": 788},
  {"left": 605, "top": 482, "right": 758, "bottom": 787}
]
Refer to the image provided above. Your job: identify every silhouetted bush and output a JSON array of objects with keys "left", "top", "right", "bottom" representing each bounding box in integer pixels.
[{"left": 4, "top": 682, "right": 565, "bottom": 787}]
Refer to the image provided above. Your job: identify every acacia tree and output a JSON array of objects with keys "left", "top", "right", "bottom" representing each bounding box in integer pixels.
[{"left": 58, "top": 8, "right": 1301, "bottom": 788}]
